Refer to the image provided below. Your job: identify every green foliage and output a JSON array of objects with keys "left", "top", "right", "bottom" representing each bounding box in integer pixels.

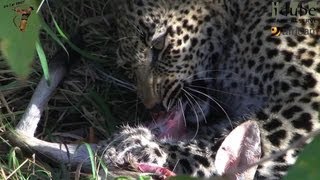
[
  {"left": 169, "top": 176, "right": 197, "bottom": 180},
  {"left": 4, "top": 147, "right": 52, "bottom": 180},
  {"left": 284, "top": 136, "right": 320, "bottom": 180},
  {"left": 35, "top": 40, "right": 50, "bottom": 83},
  {"left": 7, "top": 147, "right": 23, "bottom": 178},
  {"left": 113, "top": 176, "right": 152, "bottom": 180},
  {"left": 139, "top": 176, "right": 152, "bottom": 180},
  {"left": 84, "top": 143, "right": 97, "bottom": 179},
  {"left": 0, "top": 0, "right": 41, "bottom": 78}
]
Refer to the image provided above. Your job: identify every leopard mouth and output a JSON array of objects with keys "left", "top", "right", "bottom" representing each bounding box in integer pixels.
[{"left": 148, "top": 104, "right": 187, "bottom": 140}]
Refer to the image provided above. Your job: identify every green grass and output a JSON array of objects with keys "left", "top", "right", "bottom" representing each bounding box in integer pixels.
[
  {"left": 0, "top": 116, "right": 53, "bottom": 179},
  {"left": 0, "top": 0, "right": 145, "bottom": 179}
]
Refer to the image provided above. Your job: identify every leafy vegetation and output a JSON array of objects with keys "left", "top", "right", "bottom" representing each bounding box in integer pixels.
[
  {"left": 0, "top": 1, "right": 143, "bottom": 179},
  {"left": 0, "top": 0, "right": 41, "bottom": 78},
  {"left": 284, "top": 136, "right": 320, "bottom": 180}
]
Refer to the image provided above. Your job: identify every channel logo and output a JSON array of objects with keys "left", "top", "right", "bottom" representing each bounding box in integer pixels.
[{"left": 271, "top": 27, "right": 281, "bottom": 36}]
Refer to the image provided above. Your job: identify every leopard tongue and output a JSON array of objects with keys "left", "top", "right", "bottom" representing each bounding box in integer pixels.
[{"left": 149, "top": 106, "right": 186, "bottom": 140}]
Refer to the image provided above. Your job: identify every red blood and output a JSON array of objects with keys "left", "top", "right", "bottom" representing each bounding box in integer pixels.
[
  {"left": 148, "top": 106, "right": 187, "bottom": 140},
  {"left": 138, "top": 163, "right": 176, "bottom": 179}
]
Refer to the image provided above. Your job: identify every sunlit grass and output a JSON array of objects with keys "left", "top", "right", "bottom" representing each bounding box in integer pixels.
[{"left": 0, "top": 0, "right": 146, "bottom": 179}]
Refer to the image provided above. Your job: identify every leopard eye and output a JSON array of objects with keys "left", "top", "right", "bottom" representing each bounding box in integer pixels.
[
  {"left": 150, "top": 34, "right": 166, "bottom": 62},
  {"left": 151, "top": 34, "right": 166, "bottom": 50}
]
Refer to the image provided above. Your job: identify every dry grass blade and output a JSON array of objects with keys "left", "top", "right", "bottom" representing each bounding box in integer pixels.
[
  {"left": 6, "top": 159, "right": 28, "bottom": 180},
  {"left": 0, "top": 0, "right": 147, "bottom": 179}
]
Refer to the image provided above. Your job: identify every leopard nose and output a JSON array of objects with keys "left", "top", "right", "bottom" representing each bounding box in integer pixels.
[
  {"left": 149, "top": 103, "right": 166, "bottom": 113},
  {"left": 143, "top": 98, "right": 161, "bottom": 109}
]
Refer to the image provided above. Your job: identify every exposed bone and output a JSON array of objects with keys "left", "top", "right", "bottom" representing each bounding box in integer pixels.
[
  {"left": 7, "top": 131, "right": 95, "bottom": 169},
  {"left": 16, "top": 53, "right": 67, "bottom": 137},
  {"left": 6, "top": 34, "right": 96, "bottom": 169}
]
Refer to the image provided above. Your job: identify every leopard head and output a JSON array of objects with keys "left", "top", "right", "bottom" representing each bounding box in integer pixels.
[{"left": 114, "top": 0, "right": 227, "bottom": 123}]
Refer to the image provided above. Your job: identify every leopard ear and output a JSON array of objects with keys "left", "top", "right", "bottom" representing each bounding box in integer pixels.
[{"left": 215, "top": 121, "right": 261, "bottom": 180}]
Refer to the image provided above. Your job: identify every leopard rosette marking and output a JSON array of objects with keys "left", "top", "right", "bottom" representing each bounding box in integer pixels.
[{"left": 100, "top": 0, "right": 320, "bottom": 179}]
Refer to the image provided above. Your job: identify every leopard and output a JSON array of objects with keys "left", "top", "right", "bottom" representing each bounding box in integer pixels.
[{"left": 98, "top": 0, "right": 320, "bottom": 179}]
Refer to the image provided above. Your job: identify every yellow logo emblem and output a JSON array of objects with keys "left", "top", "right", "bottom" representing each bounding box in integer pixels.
[{"left": 271, "top": 27, "right": 281, "bottom": 36}]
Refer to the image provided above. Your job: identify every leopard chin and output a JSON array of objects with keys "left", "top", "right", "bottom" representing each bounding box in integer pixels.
[{"left": 147, "top": 99, "right": 212, "bottom": 140}]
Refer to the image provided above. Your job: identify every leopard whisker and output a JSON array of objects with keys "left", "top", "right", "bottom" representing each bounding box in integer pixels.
[
  {"left": 134, "top": 94, "right": 140, "bottom": 123},
  {"left": 121, "top": 17, "right": 142, "bottom": 35},
  {"left": 167, "top": 99, "right": 174, "bottom": 112},
  {"left": 178, "top": 99, "right": 187, "bottom": 127},
  {"left": 186, "top": 86, "right": 232, "bottom": 112},
  {"left": 191, "top": 77, "right": 242, "bottom": 82},
  {"left": 125, "top": 99, "right": 142, "bottom": 113},
  {"left": 186, "top": 87, "right": 233, "bottom": 129},
  {"left": 182, "top": 91, "right": 200, "bottom": 140},
  {"left": 189, "top": 84, "right": 253, "bottom": 98},
  {"left": 185, "top": 69, "right": 239, "bottom": 80},
  {"left": 172, "top": 159, "right": 181, "bottom": 173},
  {"left": 182, "top": 89, "right": 208, "bottom": 124}
]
